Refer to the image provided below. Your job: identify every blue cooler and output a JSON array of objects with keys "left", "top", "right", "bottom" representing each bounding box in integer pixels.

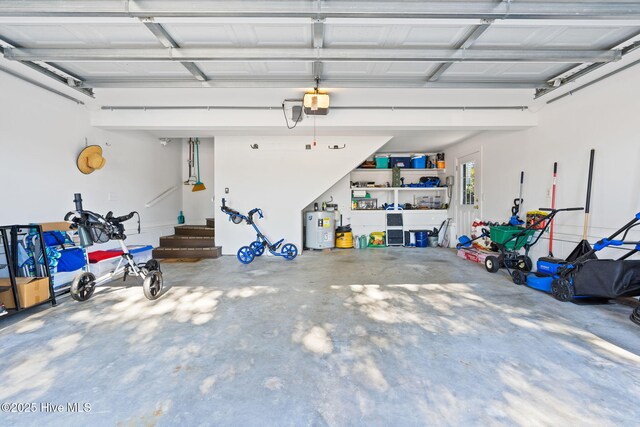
[
  {"left": 390, "top": 155, "right": 411, "bottom": 168},
  {"left": 411, "top": 154, "right": 426, "bottom": 169}
]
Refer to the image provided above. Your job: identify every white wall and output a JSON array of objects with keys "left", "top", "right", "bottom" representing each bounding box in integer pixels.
[
  {"left": 181, "top": 137, "right": 215, "bottom": 225},
  {"left": 0, "top": 71, "right": 182, "bottom": 247},
  {"left": 214, "top": 136, "right": 391, "bottom": 255},
  {"left": 446, "top": 64, "right": 640, "bottom": 262}
]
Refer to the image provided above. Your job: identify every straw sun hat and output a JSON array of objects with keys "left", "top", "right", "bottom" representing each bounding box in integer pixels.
[{"left": 77, "top": 145, "right": 106, "bottom": 174}]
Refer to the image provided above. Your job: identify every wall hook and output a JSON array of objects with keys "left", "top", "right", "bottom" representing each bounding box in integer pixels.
[
  {"left": 328, "top": 144, "right": 346, "bottom": 150},
  {"left": 250, "top": 144, "right": 259, "bottom": 150}
]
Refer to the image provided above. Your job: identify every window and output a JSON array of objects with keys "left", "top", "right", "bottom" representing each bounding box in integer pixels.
[{"left": 461, "top": 161, "right": 475, "bottom": 205}]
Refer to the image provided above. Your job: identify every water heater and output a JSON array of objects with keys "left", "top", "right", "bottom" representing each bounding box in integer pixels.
[{"left": 305, "top": 211, "right": 335, "bottom": 249}]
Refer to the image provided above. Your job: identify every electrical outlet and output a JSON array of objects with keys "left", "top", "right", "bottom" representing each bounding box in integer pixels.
[
  {"left": 305, "top": 144, "right": 311, "bottom": 150},
  {"left": 225, "top": 188, "right": 229, "bottom": 194}
]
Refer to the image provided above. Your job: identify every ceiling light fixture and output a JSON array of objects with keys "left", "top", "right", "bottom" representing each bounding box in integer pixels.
[{"left": 303, "top": 80, "right": 330, "bottom": 116}]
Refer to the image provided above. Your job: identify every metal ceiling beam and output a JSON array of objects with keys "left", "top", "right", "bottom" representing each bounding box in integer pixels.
[
  {"left": 426, "top": 19, "right": 493, "bottom": 82},
  {"left": 100, "top": 105, "right": 530, "bottom": 111},
  {"left": 0, "top": 65, "right": 84, "bottom": 104},
  {"left": 140, "top": 18, "right": 207, "bottom": 81},
  {"left": 312, "top": 61, "right": 323, "bottom": 81},
  {"left": 535, "top": 37, "right": 640, "bottom": 99},
  {"left": 312, "top": 18, "right": 324, "bottom": 49},
  {"left": 2, "top": 1, "right": 640, "bottom": 20},
  {"left": 76, "top": 77, "right": 546, "bottom": 89},
  {"left": 0, "top": 35, "right": 94, "bottom": 98},
  {"left": 3, "top": 47, "right": 622, "bottom": 63}
]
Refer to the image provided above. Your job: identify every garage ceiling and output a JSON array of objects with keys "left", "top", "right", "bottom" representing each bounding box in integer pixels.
[{"left": 1, "top": 1, "right": 639, "bottom": 100}]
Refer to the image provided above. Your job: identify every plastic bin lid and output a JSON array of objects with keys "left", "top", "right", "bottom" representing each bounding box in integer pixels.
[
  {"left": 374, "top": 154, "right": 390, "bottom": 158},
  {"left": 412, "top": 154, "right": 426, "bottom": 158}
]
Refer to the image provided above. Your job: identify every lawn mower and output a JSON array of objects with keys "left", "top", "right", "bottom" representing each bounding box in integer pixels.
[
  {"left": 484, "top": 207, "right": 583, "bottom": 281},
  {"left": 550, "top": 212, "right": 640, "bottom": 305},
  {"left": 64, "top": 193, "right": 164, "bottom": 301},
  {"left": 221, "top": 198, "right": 298, "bottom": 264}
]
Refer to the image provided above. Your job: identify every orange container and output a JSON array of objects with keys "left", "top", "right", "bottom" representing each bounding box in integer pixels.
[{"left": 437, "top": 160, "right": 446, "bottom": 169}]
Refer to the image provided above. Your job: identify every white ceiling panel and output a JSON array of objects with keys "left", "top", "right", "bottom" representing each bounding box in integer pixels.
[
  {"left": 0, "top": 24, "right": 160, "bottom": 47},
  {"left": 57, "top": 61, "right": 191, "bottom": 77},
  {"left": 164, "top": 23, "right": 311, "bottom": 47},
  {"left": 323, "top": 62, "right": 438, "bottom": 77},
  {"left": 442, "top": 63, "right": 570, "bottom": 81},
  {"left": 475, "top": 25, "right": 639, "bottom": 50},
  {"left": 325, "top": 23, "right": 473, "bottom": 48}
]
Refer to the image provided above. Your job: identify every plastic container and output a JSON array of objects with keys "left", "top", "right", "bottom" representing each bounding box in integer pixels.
[
  {"left": 369, "top": 232, "right": 386, "bottom": 247},
  {"left": 437, "top": 160, "right": 446, "bottom": 169},
  {"left": 415, "top": 231, "right": 428, "bottom": 248},
  {"left": 375, "top": 155, "right": 390, "bottom": 169},
  {"left": 489, "top": 226, "right": 536, "bottom": 250},
  {"left": 390, "top": 155, "right": 411, "bottom": 168},
  {"left": 428, "top": 235, "right": 439, "bottom": 247},
  {"left": 410, "top": 154, "right": 426, "bottom": 169},
  {"left": 359, "top": 235, "right": 368, "bottom": 249}
]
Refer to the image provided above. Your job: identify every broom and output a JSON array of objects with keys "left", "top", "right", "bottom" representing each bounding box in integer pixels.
[{"left": 192, "top": 138, "right": 206, "bottom": 192}]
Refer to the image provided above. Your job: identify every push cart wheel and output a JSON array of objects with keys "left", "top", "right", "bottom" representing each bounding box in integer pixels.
[
  {"left": 143, "top": 270, "right": 164, "bottom": 300},
  {"left": 237, "top": 246, "right": 255, "bottom": 264},
  {"left": 71, "top": 272, "right": 96, "bottom": 302},
  {"left": 281, "top": 243, "right": 298, "bottom": 261},
  {"left": 511, "top": 270, "right": 526, "bottom": 285},
  {"left": 250, "top": 241, "right": 265, "bottom": 256},
  {"left": 231, "top": 215, "right": 243, "bottom": 224},
  {"left": 145, "top": 259, "right": 161, "bottom": 272},
  {"left": 551, "top": 278, "right": 574, "bottom": 302},
  {"left": 516, "top": 255, "right": 533, "bottom": 272},
  {"left": 485, "top": 256, "right": 500, "bottom": 273}
]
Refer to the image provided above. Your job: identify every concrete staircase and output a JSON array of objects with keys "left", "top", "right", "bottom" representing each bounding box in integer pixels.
[{"left": 153, "top": 218, "right": 221, "bottom": 259}]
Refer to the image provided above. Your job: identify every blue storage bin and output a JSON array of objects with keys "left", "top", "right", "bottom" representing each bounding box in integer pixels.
[
  {"left": 390, "top": 156, "right": 411, "bottom": 168},
  {"left": 411, "top": 155, "right": 426, "bottom": 169},
  {"left": 415, "top": 231, "right": 429, "bottom": 248}
]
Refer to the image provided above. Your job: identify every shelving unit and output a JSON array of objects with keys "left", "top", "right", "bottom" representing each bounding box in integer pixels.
[{"left": 348, "top": 155, "right": 451, "bottom": 240}]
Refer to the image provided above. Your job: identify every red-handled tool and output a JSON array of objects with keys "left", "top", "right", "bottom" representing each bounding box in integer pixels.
[{"left": 549, "top": 162, "right": 557, "bottom": 257}]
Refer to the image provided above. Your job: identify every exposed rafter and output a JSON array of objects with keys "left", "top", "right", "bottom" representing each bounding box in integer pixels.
[
  {"left": 76, "top": 77, "right": 546, "bottom": 89},
  {"left": 0, "top": 36, "right": 94, "bottom": 98},
  {"left": 2, "top": 47, "right": 622, "bottom": 63},
  {"left": 140, "top": 18, "right": 208, "bottom": 82},
  {"left": 426, "top": 19, "right": 494, "bottom": 82},
  {"left": 2, "top": 1, "right": 640, "bottom": 20}
]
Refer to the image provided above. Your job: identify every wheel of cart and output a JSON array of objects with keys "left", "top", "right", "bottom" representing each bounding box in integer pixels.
[{"left": 484, "top": 225, "right": 536, "bottom": 276}]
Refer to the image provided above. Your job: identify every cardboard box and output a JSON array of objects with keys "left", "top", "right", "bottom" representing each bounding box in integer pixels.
[
  {"left": 39, "top": 222, "right": 72, "bottom": 232},
  {"left": 457, "top": 247, "right": 493, "bottom": 265},
  {"left": 0, "top": 277, "right": 51, "bottom": 309}
]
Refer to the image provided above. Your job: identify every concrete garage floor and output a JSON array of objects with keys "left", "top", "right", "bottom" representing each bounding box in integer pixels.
[{"left": 1, "top": 248, "right": 640, "bottom": 426}]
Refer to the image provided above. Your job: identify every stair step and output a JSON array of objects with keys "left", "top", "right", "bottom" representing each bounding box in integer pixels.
[
  {"left": 206, "top": 218, "right": 215, "bottom": 228},
  {"left": 175, "top": 225, "right": 215, "bottom": 237},
  {"left": 152, "top": 246, "right": 221, "bottom": 259},
  {"left": 159, "top": 235, "right": 215, "bottom": 248}
]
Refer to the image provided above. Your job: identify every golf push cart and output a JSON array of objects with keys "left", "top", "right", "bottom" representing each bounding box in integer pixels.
[
  {"left": 221, "top": 198, "right": 298, "bottom": 264},
  {"left": 64, "top": 193, "right": 164, "bottom": 301}
]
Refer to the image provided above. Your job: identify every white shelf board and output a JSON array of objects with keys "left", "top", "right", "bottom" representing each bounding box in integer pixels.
[
  {"left": 353, "top": 168, "right": 446, "bottom": 173},
  {"left": 351, "top": 187, "right": 447, "bottom": 191},
  {"left": 350, "top": 209, "right": 448, "bottom": 213}
]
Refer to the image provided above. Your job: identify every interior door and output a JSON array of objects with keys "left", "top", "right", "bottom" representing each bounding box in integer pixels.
[{"left": 457, "top": 152, "right": 481, "bottom": 239}]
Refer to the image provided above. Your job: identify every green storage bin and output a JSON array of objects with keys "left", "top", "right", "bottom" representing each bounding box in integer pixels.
[
  {"left": 489, "top": 226, "right": 536, "bottom": 250},
  {"left": 375, "top": 155, "right": 389, "bottom": 169}
]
